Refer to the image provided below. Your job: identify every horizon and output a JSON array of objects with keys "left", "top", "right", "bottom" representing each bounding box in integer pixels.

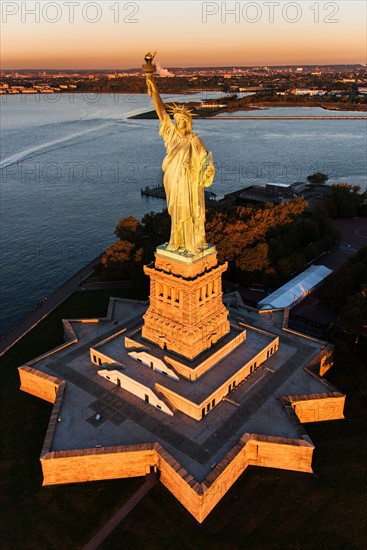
[
  {"left": 3, "top": 62, "right": 367, "bottom": 73},
  {"left": 1, "top": 1, "right": 366, "bottom": 70}
]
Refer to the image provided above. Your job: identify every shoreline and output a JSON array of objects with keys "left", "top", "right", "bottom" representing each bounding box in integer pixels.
[
  {"left": 129, "top": 102, "right": 367, "bottom": 119},
  {"left": 3, "top": 90, "right": 365, "bottom": 114},
  {"left": 0, "top": 253, "right": 103, "bottom": 357}
]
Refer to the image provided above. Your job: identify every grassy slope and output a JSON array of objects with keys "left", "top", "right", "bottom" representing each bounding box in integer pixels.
[{"left": 0, "top": 289, "right": 365, "bottom": 549}]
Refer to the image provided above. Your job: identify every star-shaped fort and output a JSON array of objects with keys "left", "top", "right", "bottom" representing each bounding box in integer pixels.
[{"left": 18, "top": 245, "right": 345, "bottom": 523}]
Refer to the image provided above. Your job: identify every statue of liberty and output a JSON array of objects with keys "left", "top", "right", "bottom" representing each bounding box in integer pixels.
[{"left": 143, "top": 52, "right": 215, "bottom": 255}]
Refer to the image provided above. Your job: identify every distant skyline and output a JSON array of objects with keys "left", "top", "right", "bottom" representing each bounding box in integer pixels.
[
  {"left": 2, "top": 63, "right": 366, "bottom": 74},
  {"left": 1, "top": 1, "right": 366, "bottom": 70}
]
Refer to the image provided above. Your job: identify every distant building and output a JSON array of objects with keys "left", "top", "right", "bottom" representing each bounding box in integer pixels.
[
  {"left": 292, "top": 88, "right": 324, "bottom": 96},
  {"left": 265, "top": 182, "right": 307, "bottom": 196},
  {"left": 230, "top": 181, "right": 336, "bottom": 210},
  {"left": 239, "top": 181, "right": 307, "bottom": 205},
  {"left": 200, "top": 102, "right": 226, "bottom": 108}
]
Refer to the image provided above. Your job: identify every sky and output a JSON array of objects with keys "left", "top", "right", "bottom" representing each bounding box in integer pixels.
[{"left": 1, "top": 0, "right": 366, "bottom": 69}]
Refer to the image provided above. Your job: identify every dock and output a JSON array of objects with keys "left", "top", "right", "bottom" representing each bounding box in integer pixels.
[
  {"left": 141, "top": 185, "right": 166, "bottom": 199},
  {"left": 141, "top": 185, "right": 217, "bottom": 203}
]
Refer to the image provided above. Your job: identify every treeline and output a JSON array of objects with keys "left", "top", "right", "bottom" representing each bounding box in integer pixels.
[
  {"left": 322, "top": 183, "right": 367, "bottom": 218},
  {"left": 75, "top": 76, "right": 223, "bottom": 95},
  {"left": 215, "top": 94, "right": 367, "bottom": 113},
  {"left": 99, "top": 197, "right": 340, "bottom": 289},
  {"left": 205, "top": 199, "right": 339, "bottom": 286},
  {"left": 326, "top": 247, "right": 367, "bottom": 335},
  {"left": 70, "top": 78, "right": 366, "bottom": 108},
  {"left": 98, "top": 211, "right": 171, "bottom": 284}
]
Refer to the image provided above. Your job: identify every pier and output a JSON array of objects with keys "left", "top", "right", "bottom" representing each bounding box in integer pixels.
[
  {"left": 141, "top": 185, "right": 217, "bottom": 203},
  {"left": 141, "top": 185, "right": 166, "bottom": 199}
]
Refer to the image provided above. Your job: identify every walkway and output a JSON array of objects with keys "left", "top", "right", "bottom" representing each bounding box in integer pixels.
[
  {"left": 0, "top": 254, "right": 103, "bottom": 357},
  {"left": 83, "top": 473, "right": 158, "bottom": 550}
]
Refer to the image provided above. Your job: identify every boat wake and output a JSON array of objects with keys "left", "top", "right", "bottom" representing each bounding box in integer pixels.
[{"left": 0, "top": 118, "right": 134, "bottom": 170}]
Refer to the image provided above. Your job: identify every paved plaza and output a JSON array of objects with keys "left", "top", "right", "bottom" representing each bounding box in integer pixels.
[{"left": 20, "top": 298, "right": 339, "bottom": 482}]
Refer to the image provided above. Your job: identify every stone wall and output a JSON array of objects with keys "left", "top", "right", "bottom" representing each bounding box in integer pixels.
[
  {"left": 41, "top": 445, "right": 156, "bottom": 485},
  {"left": 156, "top": 432, "right": 315, "bottom": 522},
  {"left": 39, "top": 433, "right": 315, "bottom": 523},
  {"left": 18, "top": 366, "right": 62, "bottom": 404},
  {"left": 248, "top": 434, "right": 314, "bottom": 473},
  {"left": 289, "top": 393, "right": 346, "bottom": 423},
  {"left": 155, "top": 444, "right": 203, "bottom": 521}
]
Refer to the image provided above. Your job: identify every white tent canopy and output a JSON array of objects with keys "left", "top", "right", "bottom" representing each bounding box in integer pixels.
[{"left": 258, "top": 264, "right": 333, "bottom": 311}]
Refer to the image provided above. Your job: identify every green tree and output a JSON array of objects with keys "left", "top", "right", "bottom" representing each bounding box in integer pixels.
[
  {"left": 307, "top": 172, "right": 329, "bottom": 186},
  {"left": 327, "top": 274, "right": 356, "bottom": 311},
  {"left": 349, "top": 262, "right": 367, "bottom": 286},
  {"left": 298, "top": 220, "right": 320, "bottom": 244},
  {"left": 324, "top": 183, "right": 367, "bottom": 218},
  {"left": 140, "top": 210, "right": 170, "bottom": 249},
  {"left": 305, "top": 242, "right": 320, "bottom": 261},
  {"left": 277, "top": 258, "right": 293, "bottom": 279},
  {"left": 326, "top": 247, "right": 367, "bottom": 313},
  {"left": 340, "top": 287, "right": 367, "bottom": 341},
  {"left": 288, "top": 252, "right": 306, "bottom": 273}
]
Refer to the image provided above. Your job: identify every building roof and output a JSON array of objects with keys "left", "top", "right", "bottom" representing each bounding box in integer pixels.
[
  {"left": 266, "top": 182, "right": 292, "bottom": 188},
  {"left": 258, "top": 264, "right": 333, "bottom": 311}
]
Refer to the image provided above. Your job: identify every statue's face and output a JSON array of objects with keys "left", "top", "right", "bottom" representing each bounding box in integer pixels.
[{"left": 174, "top": 114, "right": 191, "bottom": 134}]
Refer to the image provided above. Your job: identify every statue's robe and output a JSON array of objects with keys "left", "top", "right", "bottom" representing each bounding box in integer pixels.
[{"left": 159, "top": 115, "right": 214, "bottom": 253}]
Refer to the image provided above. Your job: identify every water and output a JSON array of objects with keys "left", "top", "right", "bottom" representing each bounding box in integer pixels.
[
  {"left": 216, "top": 106, "right": 367, "bottom": 117},
  {"left": 1, "top": 94, "right": 366, "bottom": 335}
]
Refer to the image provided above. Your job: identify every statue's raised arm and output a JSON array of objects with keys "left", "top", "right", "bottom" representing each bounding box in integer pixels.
[{"left": 142, "top": 51, "right": 167, "bottom": 123}]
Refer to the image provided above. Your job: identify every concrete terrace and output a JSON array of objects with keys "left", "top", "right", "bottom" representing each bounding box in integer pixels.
[
  {"left": 19, "top": 298, "right": 337, "bottom": 482},
  {"left": 95, "top": 322, "right": 276, "bottom": 404}
]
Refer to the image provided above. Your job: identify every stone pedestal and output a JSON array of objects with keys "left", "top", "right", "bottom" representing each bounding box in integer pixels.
[{"left": 142, "top": 245, "right": 230, "bottom": 360}]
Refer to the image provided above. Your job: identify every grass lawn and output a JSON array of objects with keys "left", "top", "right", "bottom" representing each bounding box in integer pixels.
[{"left": 0, "top": 288, "right": 365, "bottom": 549}]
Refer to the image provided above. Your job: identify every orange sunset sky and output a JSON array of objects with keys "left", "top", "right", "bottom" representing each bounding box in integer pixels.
[{"left": 1, "top": 1, "right": 366, "bottom": 69}]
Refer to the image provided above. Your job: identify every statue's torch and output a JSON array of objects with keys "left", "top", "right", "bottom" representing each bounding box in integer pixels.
[{"left": 142, "top": 51, "right": 157, "bottom": 77}]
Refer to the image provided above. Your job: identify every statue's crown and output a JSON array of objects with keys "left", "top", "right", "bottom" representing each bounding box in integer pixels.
[{"left": 166, "top": 103, "right": 197, "bottom": 120}]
